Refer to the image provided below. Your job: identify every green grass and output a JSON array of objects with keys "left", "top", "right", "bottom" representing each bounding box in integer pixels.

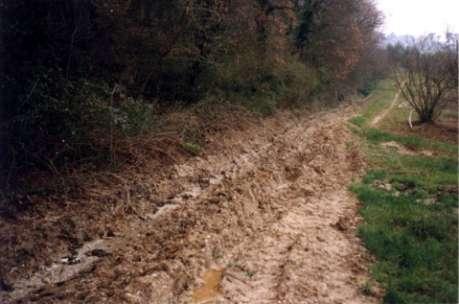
[
  {"left": 350, "top": 80, "right": 459, "bottom": 304},
  {"left": 365, "top": 152, "right": 457, "bottom": 189},
  {"left": 353, "top": 174, "right": 458, "bottom": 304},
  {"left": 364, "top": 128, "right": 457, "bottom": 156},
  {"left": 349, "top": 80, "right": 456, "bottom": 156},
  {"left": 181, "top": 142, "right": 202, "bottom": 156},
  {"left": 358, "top": 79, "right": 396, "bottom": 122},
  {"left": 349, "top": 115, "right": 367, "bottom": 128}
]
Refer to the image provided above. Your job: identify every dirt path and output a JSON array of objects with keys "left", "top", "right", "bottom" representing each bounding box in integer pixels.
[
  {"left": 221, "top": 188, "right": 375, "bottom": 304},
  {"left": 1, "top": 105, "right": 378, "bottom": 304},
  {"left": 371, "top": 89, "right": 401, "bottom": 126}
]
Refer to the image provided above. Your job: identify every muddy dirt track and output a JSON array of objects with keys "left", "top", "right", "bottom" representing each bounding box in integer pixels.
[{"left": 0, "top": 104, "right": 380, "bottom": 304}]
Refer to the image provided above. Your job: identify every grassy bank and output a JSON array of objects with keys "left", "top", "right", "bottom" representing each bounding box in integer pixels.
[{"left": 350, "top": 81, "right": 458, "bottom": 303}]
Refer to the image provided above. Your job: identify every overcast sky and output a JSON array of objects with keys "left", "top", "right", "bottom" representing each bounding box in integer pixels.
[{"left": 376, "top": 0, "right": 459, "bottom": 36}]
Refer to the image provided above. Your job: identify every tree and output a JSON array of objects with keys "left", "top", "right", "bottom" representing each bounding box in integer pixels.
[
  {"left": 295, "top": 0, "right": 383, "bottom": 97},
  {"left": 0, "top": 0, "right": 385, "bottom": 187},
  {"left": 394, "top": 34, "right": 458, "bottom": 123}
]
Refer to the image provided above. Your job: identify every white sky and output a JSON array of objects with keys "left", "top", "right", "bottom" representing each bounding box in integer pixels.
[{"left": 376, "top": 0, "right": 459, "bottom": 36}]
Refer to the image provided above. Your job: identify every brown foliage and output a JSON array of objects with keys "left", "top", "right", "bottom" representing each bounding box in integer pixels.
[{"left": 297, "top": 0, "right": 383, "bottom": 82}]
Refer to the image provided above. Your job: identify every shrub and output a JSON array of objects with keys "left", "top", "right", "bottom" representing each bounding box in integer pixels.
[
  {"left": 275, "top": 58, "right": 320, "bottom": 106},
  {"left": 394, "top": 34, "right": 458, "bottom": 123},
  {"left": 246, "top": 94, "right": 277, "bottom": 116},
  {"left": 0, "top": 74, "right": 158, "bottom": 189},
  {"left": 115, "top": 98, "right": 157, "bottom": 136}
]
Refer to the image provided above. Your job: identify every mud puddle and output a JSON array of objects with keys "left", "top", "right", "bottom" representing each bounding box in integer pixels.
[
  {"left": 7, "top": 239, "right": 112, "bottom": 300},
  {"left": 192, "top": 268, "right": 224, "bottom": 303}
]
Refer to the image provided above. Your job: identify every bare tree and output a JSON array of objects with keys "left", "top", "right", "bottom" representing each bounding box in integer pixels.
[{"left": 394, "top": 34, "right": 458, "bottom": 123}]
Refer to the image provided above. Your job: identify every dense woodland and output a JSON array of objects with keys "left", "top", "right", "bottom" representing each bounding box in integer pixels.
[{"left": 1, "top": 0, "right": 387, "bottom": 190}]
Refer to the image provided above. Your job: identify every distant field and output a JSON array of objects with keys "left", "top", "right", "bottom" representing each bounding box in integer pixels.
[{"left": 350, "top": 81, "right": 459, "bottom": 304}]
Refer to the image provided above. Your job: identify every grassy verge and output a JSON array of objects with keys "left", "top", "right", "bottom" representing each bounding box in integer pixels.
[
  {"left": 350, "top": 81, "right": 458, "bottom": 304},
  {"left": 349, "top": 79, "right": 396, "bottom": 127}
]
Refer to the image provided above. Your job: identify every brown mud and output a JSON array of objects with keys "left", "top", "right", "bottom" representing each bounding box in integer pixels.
[{"left": 0, "top": 104, "right": 380, "bottom": 304}]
